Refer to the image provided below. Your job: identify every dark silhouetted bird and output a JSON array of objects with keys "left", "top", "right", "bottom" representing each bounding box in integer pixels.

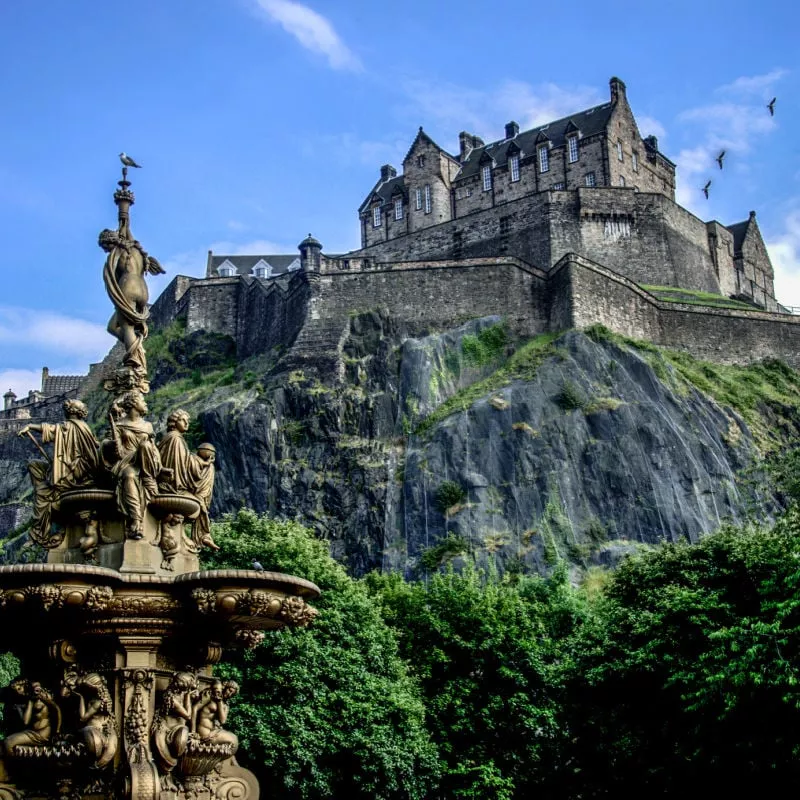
[
  {"left": 252, "top": 560, "right": 265, "bottom": 572},
  {"left": 768, "top": 97, "right": 777, "bottom": 116},
  {"left": 716, "top": 150, "right": 726, "bottom": 169},
  {"left": 119, "top": 152, "right": 142, "bottom": 168},
  {"left": 702, "top": 180, "right": 712, "bottom": 199}
]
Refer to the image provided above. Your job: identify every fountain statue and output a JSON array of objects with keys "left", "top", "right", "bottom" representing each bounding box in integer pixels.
[{"left": 0, "top": 164, "right": 319, "bottom": 800}]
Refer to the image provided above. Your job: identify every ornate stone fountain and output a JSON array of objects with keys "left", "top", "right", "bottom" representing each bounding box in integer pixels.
[{"left": 0, "top": 165, "right": 319, "bottom": 800}]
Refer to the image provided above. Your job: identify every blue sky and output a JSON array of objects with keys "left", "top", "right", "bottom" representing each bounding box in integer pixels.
[{"left": 1, "top": 0, "right": 798, "bottom": 395}]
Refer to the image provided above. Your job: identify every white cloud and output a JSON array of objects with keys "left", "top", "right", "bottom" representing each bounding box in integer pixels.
[
  {"left": 399, "top": 78, "right": 604, "bottom": 145},
  {"left": 635, "top": 114, "right": 666, "bottom": 140},
  {"left": 0, "top": 308, "right": 108, "bottom": 360},
  {"left": 0, "top": 368, "right": 44, "bottom": 399},
  {"left": 253, "top": 0, "right": 361, "bottom": 71},
  {"left": 717, "top": 68, "right": 787, "bottom": 97},
  {"left": 226, "top": 220, "right": 247, "bottom": 232},
  {"left": 766, "top": 209, "right": 800, "bottom": 307}
]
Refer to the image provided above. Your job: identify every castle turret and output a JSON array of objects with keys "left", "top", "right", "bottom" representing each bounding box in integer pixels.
[
  {"left": 3, "top": 389, "right": 16, "bottom": 411},
  {"left": 299, "top": 233, "right": 322, "bottom": 273}
]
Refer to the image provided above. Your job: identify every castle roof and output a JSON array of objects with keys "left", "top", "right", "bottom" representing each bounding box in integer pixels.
[
  {"left": 206, "top": 254, "right": 302, "bottom": 278},
  {"left": 456, "top": 102, "right": 615, "bottom": 180},
  {"left": 726, "top": 212, "right": 757, "bottom": 255},
  {"left": 42, "top": 374, "right": 84, "bottom": 397},
  {"left": 358, "top": 175, "right": 406, "bottom": 213}
]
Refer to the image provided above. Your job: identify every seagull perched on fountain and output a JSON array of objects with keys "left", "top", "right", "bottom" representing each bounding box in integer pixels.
[
  {"left": 702, "top": 180, "right": 712, "bottom": 199},
  {"left": 252, "top": 560, "right": 265, "bottom": 572},
  {"left": 716, "top": 150, "right": 726, "bottom": 169},
  {"left": 119, "top": 152, "right": 142, "bottom": 168},
  {"left": 767, "top": 97, "right": 777, "bottom": 116}
]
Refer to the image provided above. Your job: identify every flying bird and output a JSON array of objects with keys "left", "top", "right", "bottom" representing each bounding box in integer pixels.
[
  {"left": 768, "top": 97, "right": 776, "bottom": 116},
  {"left": 119, "top": 152, "right": 142, "bottom": 168},
  {"left": 252, "top": 560, "right": 265, "bottom": 572},
  {"left": 702, "top": 180, "right": 712, "bottom": 199},
  {"left": 716, "top": 150, "right": 726, "bottom": 169}
]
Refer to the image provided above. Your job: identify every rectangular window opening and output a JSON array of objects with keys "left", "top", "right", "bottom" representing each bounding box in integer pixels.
[
  {"left": 585, "top": 172, "right": 596, "bottom": 187},
  {"left": 632, "top": 152, "right": 639, "bottom": 172},
  {"left": 373, "top": 206, "right": 382, "bottom": 227},
  {"left": 415, "top": 188, "right": 422, "bottom": 210},
  {"left": 424, "top": 184, "right": 432, "bottom": 213},
  {"left": 617, "top": 141, "right": 623, "bottom": 161},
  {"left": 509, "top": 154, "right": 520, "bottom": 182},
  {"left": 394, "top": 198, "right": 403, "bottom": 220},
  {"left": 482, "top": 164, "right": 493, "bottom": 191},
  {"left": 538, "top": 146, "right": 549, "bottom": 173},
  {"left": 568, "top": 136, "right": 579, "bottom": 163}
]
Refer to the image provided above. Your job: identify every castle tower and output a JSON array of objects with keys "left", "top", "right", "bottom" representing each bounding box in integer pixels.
[
  {"left": 299, "top": 233, "right": 323, "bottom": 273},
  {"left": 3, "top": 389, "right": 16, "bottom": 411}
]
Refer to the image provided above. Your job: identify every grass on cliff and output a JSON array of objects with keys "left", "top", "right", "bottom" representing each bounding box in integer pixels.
[
  {"left": 415, "top": 331, "right": 561, "bottom": 435},
  {"left": 585, "top": 323, "right": 800, "bottom": 453},
  {"left": 640, "top": 285, "right": 763, "bottom": 311}
]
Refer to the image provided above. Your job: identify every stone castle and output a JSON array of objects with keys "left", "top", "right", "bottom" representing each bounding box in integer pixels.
[{"left": 4, "top": 76, "right": 799, "bottom": 425}]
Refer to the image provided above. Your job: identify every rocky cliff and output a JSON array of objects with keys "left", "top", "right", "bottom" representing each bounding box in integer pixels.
[{"left": 2, "top": 316, "right": 797, "bottom": 576}]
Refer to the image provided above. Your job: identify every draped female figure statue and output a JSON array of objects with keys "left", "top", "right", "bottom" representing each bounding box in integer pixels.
[{"left": 98, "top": 226, "right": 164, "bottom": 383}]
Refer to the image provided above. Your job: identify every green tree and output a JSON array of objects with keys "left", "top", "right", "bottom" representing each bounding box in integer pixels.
[
  {"left": 564, "top": 513, "right": 800, "bottom": 796},
  {"left": 203, "top": 511, "right": 438, "bottom": 799},
  {"left": 366, "top": 564, "right": 584, "bottom": 798}
]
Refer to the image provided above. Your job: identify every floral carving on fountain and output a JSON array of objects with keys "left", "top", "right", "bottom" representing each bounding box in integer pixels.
[{"left": 0, "top": 163, "right": 320, "bottom": 800}]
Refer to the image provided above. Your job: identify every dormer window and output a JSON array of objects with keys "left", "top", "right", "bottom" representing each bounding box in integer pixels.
[
  {"left": 373, "top": 206, "right": 382, "bottom": 228},
  {"left": 509, "top": 153, "right": 520, "bottom": 182},
  {"left": 424, "top": 184, "right": 432, "bottom": 213},
  {"left": 568, "top": 136, "right": 579, "bottom": 163},
  {"left": 286, "top": 258, "right": 301, "bottom": 271},
  {"left": 538, "top": 145, "right": 549, "bottom": 173},
  {"left": 617, "top": 141, "right": 623, "bottom": 161},
  {"left": 482, "top": 164, "right": 492, "bottom": 191},
  {"left": 394, "top": 197, "right": 403, "bottom": 220},
  {"left": 415, "top": 188, "right": 422, "bottom": 210},
  {"left": 216, "top": 259, "right": 237, "bottom": 277},
  {"left": 252, "top": 259, "right": 273, "bottom": 279}
]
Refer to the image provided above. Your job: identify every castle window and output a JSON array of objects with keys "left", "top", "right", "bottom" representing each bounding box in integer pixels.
[
  {"left": 417, "top": 154, "right": 426, "bottom": 168},
  {"left": 499, "top": 216, "right": 510, "bottom": 235},
  {"left": 373, "top": 206, "right": 382, "bottom": 227},
  {"left": 619, "top": 176, "right": 626, "bottom": 187},
  {"left": 553, "top": 182, "right": 565, "bottom": 190},
  {"left": 424, "top": 184, "right": 431, "bottom": 213},
  {"left": 482, "top": 164, "right": 493, "bottom": 191},
  {"left": 585, "top": 172, "right": 596, "bottom": 187},
  {"left": 568, "top": 136, "right": 579, "bottom": 163},
  {"left": 394, "top": 197, "right": 403, "bottom": 220},
  {"left": 509, "top": 154, "right": 520, "bottom": 182},
  {"left": 538, "top": 145, "right": 549, "bottom": 173},
  {"left": 632, "top": 152, "right": 639, "bottom": 172},
  {"left": 415, "top": 188, "right": 422, "bottom": 210},
  {"left": 617, "top": 140, "right": 623, "bottom": 161}
]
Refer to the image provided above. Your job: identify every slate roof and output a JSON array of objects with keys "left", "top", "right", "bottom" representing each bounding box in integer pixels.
[
  {"left": 206, "top": 254, "right": 302, "bottom": 278},
  {"left": 457, "top": 102, "right": 615, "bottom": 180},
  {"left": 726, "top": 219, "right": 751, "bottom": 254},
  {"left": 42, "top": 374, "right": 84, "bottom": 397},
  {"left": 358, "top": 175, "right": 406, "bottom": 213}
]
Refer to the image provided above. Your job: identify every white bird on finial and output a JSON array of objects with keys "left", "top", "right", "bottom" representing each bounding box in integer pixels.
[{"left": 119, "top": 152, "right": 142, "bottom": 168}]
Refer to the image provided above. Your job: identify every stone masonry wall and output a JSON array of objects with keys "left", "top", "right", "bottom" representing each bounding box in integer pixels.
[{"left": 185, "top": 278, "right": 240, "bottom": 339}]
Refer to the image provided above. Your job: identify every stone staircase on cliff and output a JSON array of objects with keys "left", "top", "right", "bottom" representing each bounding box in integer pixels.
[{"left": 281, "top": 316, "right": 349, "bottom": 379}]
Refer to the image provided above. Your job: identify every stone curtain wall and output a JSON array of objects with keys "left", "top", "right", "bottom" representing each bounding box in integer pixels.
[
  {"left": 561, "top": 254, "right": 800, "bottom": 368},
  {"left": 353, "top": 188, "right": 727, "bottom": 296}
]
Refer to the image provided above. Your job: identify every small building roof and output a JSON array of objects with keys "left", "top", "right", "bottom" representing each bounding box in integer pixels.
[
  {"left": 206, "top": 254, "right": 302, "bottom": 278},
  {"left": 41, "top": 374, "right": 84, "bottom": 397}
]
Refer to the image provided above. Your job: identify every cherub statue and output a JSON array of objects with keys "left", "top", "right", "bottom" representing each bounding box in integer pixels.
[
  {"left": 61, "top": 672, "right": 118, "bottom": 769},
  {"left": 151, "top": 672, "right": 198, "bottom": 774},
  {"left": 18, "top": 399, "right": 100, "bottom": 548},
  {"left": 2, "top": 680, "right": 61, "bottom": 755},
  {"left": 192, "top": 679, "right": 239, "bottom": 752},
  {"left": 107, "top": 390, "right": 164, "bottom": 539}
]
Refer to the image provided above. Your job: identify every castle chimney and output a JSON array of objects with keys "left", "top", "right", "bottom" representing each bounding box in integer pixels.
[
  {"left": 505, "top": 121, "right": 519, "bottom": 140},
  {"left": 3, "top": 389, "right": 16, "bottom": 411},
  {"left": 749, "top": 210, "right": 757, "bottom": 220},
  {"left": 609, "top": 76, "right": 627, "bottom": 105},
  {"left": 41, "top": 367, "right": 49, "bottom": 391},
  {"left": 298, "top": 233, "right": 323, "bottom": 273},
  {"left": 380, "top": 164, "right": 397, "bottom": 182},
  {"left": 459, "top": 132, "right": 473, "bottom": 162}
]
